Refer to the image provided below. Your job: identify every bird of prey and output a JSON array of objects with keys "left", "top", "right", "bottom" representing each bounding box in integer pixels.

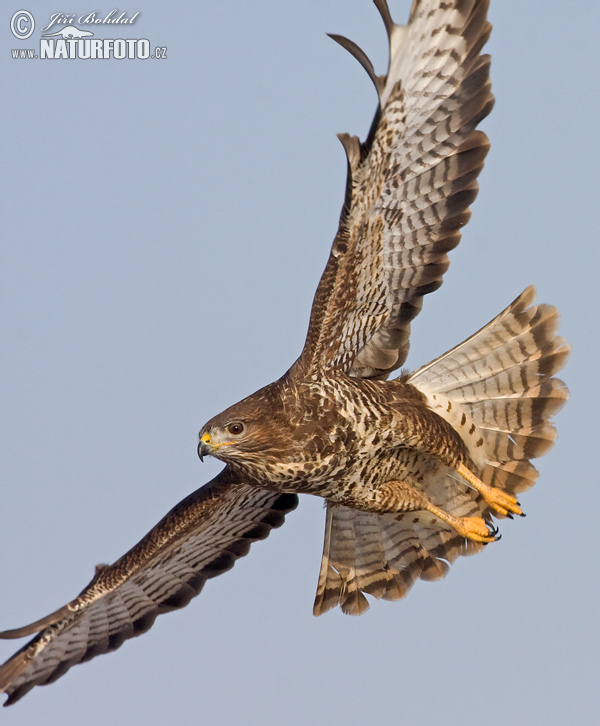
[{"left": 0, "top": 0, "right": 568, "bottom": 706}]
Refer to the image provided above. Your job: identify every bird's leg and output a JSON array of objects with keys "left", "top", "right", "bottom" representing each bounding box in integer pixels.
[
  {"left": 391, "top": 406, "right": 523, "bottom": 518},
  {"left": 370, "top": 479, "right": 499, "bottom": 545},
  {"left": 456, "top": 463, "right": 524, "bottom": 518}
]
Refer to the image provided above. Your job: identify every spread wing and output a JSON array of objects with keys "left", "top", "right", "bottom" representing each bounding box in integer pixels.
[
  {"left": 0, "top": 470, "right": 297, "bottom": 706},
  {"left": 299, "top": 0, "right": 494, "bottom": 380}
]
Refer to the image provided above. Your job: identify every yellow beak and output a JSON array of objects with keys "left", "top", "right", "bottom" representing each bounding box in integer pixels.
[
  {"left": 197, "top": 432, "right": 235, "bottom": 461},
  {"left": 198, "top": 433, "right": 212, "bottom": 461}
]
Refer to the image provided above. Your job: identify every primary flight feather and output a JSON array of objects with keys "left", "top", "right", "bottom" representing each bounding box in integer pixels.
[{"left": 0, "top": 0, "right": 568, "bottom": 705}]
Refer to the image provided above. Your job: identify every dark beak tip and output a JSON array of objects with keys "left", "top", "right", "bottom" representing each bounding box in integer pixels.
[{"left": 198, "top": 441, "right": 210, "bottom": 461}]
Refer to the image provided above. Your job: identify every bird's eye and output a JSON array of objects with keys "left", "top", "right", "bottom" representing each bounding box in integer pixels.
[{"left": 227, "top": 422, "right": 244, "bottom": 436}]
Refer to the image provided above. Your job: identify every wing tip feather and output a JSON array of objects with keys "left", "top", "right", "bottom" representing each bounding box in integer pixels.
[
  {"left": 373, "top": 0, "right": 396, "bottom": 38},
  {"left": 327, "top": 33, "right": 384, "bottom": 97}
]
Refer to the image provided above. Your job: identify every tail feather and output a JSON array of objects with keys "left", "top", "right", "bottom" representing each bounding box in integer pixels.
[
  {"left": 409, "top": 286, "right": 569, "bottom": 494},
  {"left": 314, "top": 506, "right": 426, "bottom": 616},
  {"left": 445, "top": 349, "right": 569, "bottom": 404},
  {"left": 314, "top": 287, "right": 568, "bottom": 615},
  {"left": 313, "top": 502, "right": 483, "bottom": 616}
]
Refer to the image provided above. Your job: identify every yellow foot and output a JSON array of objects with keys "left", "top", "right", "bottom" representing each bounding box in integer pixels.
[
  {"left": 422, "top": 500, "right": 501, "bottom": 544},
  {"left": 457, "top": 463, "right": 524, "bottom": 518},
  {"left": 452, "top": 516, "right": 499, "bottom": 544},
  {"left": 482, "top": 488, "right": 523, "bottom": 518}
]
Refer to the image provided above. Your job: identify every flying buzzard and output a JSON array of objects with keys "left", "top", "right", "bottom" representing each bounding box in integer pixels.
[{"left": 0, "top": 0, "right": 569, "bottom": 706}]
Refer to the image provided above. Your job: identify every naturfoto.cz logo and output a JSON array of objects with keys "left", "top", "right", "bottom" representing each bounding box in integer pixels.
[{"left": 10, "top": 9, "right": 167, "bottom": 60}]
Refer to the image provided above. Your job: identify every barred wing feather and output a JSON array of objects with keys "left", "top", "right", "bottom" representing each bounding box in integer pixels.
[
  {"left": 0, "top": 471, "right": 298, "bottom": 705},
  {"left": 300, "top": 0, "right": 494, "bottom": 379}
]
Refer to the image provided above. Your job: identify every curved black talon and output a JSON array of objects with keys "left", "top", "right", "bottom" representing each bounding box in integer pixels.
[
  {"left": 519, "top": 511, "right": 527, "bottom": 518},
  {"left": 506, "top": 513, "right": 514, "bottom": 520}
]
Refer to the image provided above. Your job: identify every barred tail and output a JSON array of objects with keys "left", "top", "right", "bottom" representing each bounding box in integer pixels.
[
  {"left": 313, "top": 287, "right": 569, "bottom": 616},
  {"left": 407, "top": 285, "right": 570, "bottom": 495},
  {"left": 313, "top": 504, "right": 470, "bottom": 616}
]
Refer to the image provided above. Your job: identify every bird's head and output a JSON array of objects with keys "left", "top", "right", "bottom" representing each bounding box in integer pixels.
[
  {"left": 198, "top": 419, "right": 249, "bottom": 462},
  {"left": 198, "top": 381, "right": 294, "bottom": 470}
]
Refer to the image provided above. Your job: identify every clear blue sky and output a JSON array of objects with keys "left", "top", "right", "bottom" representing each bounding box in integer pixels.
[{"left": 1, "top": 2, "right": 598, "bottom": 724}]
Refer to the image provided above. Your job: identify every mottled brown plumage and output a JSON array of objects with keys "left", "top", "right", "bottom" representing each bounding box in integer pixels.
[{"left": 0, "top": 0, "right": 568, "bottom": 706}]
